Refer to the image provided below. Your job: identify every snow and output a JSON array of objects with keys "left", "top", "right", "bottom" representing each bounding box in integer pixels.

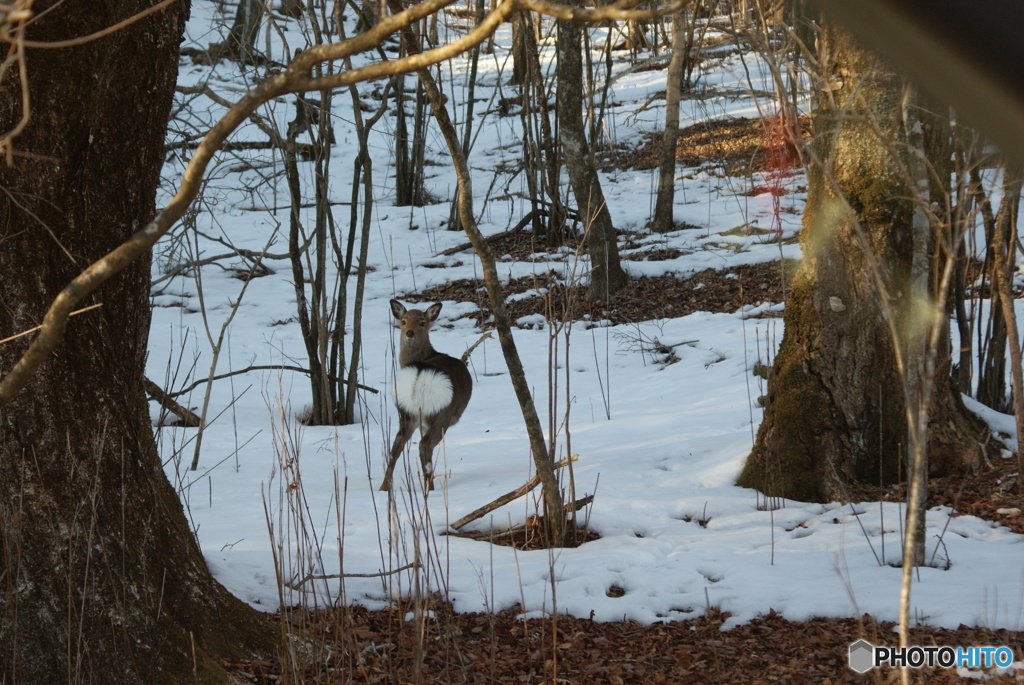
[{"left": 149, "top": 1, "right": 1024, "bottom": 641}]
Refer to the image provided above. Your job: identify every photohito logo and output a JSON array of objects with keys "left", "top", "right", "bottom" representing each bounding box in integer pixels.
[{"left": 848, "top": 639, "right": 1014, "bottom": 674}]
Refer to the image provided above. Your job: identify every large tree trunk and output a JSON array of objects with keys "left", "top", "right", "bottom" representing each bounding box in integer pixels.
[
  {"left": 557, "top": 6, "right": 629, "bottom": 299},
  {"left": 0, "top": 2, "right": 273, "bottom": 681},
  {"left": 737, "top": 21, "right": 982, "bottom": 502}
]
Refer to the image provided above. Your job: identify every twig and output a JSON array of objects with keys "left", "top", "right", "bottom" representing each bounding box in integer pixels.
[
  {"left": 461, "top": 332, "right": 492, "bottom": 364},
  {"left": 285, "top": 561, "right": 417, "bottom": 589},
  {"left": 449, "top": 454, "right": 579, "bottom": 530},
  {"left": 11, "top": 0, "right": 179, "bottom": 49},
  {"left": 166, "top": 364, "right": 379, "bottom": 398},
  {"left": 0, "top": 302, "right": 102, "bottom": 345}
]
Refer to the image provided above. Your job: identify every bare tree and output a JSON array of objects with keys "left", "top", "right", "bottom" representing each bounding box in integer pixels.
[
  {"left": 975, "top": 169, "right": 1021, "bottom": 412},
  {"left": 514, "top": 11, "right": 569, "bottom": 244},
  {"left": 988, "top": 168, "right": 1024, "bottom": 494},
  {"left": 651, "top": 8, "right": 687, "bottom": 233},
  {"left": 227, "top": 0, "right": 263, "bottom": 59},
  {"left": 557, "top": 0, "right": 629, "bottom": 298}
]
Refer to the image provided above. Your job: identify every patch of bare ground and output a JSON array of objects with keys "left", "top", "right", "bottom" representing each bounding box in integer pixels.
[
  {"left": 853, "top": 451, "right": 1024, "bottom": 536},
  {"left": 604, "top": 115, "right": 809, "bottom": 176},
  {"left": 222, "top": 603, "right": 1023, "bottom": 683},
  {"left": 405, "top": 260, "right": 795, "bottom": 327},
  {"left": 485, "top": 225, "right": 585, "bottom": 262}
]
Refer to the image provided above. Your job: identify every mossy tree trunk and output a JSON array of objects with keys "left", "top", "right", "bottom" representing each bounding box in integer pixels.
[
  {"left": 737, "top": 21, "right": 982, "bottom": 503},
  {"left": 0, "top": 1, "right": 273, "bottom": 681}
]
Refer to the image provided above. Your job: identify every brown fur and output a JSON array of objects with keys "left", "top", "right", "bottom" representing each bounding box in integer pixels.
[{"left": 381, "top": 300, "right": 472, "bottom": 491}]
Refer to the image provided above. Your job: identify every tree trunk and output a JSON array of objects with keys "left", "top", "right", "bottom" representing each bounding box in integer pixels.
[
  {"left": 511, "top": 12, "right": 535, "bottom": 86},
  {"left": 515, "top": 11, "right": 567, "bottom": 245},
  {"left": 737, "top": 21, "right": 982, "bottom": 502},
  {"left": 557, "top": 5, "right": 629, "bottom": 299},
  {"left": 0, "top": 2, "right": 273, "bottom": 681},
  {"left": 652, "top": 9, "right": 686, "bottom": 234},
  {"left": 227, "top": 0, "right": 262, "bottom": 58},
  {"left": 989, "top": 168, "right": 1024, "bottom": 494},
  {"left": 977, "top": 172, "right": 1020, "bottom": 412}
]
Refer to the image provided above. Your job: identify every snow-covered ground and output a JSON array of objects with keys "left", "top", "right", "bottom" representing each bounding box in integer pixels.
[{"left": 150, "top": 1, "right": 1024, "bottom": 648}]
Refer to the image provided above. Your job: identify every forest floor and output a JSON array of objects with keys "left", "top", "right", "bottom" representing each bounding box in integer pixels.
[
  {"left": 221, "top": 261, "right": 1024, "bottom": 683},
  {"left": 223, "top": 601, "right": 1024, "bottom": 683},
  {"left": 197, "top": 100, "right": 1024, "bottom": 684}
]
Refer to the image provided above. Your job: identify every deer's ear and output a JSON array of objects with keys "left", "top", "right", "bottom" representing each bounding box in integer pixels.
[
  {"left": 390, "top": 299, "right": 406, "bottom": 320},
  {"left": 425, "top": 302, "right": 442, "bottom": 322}
]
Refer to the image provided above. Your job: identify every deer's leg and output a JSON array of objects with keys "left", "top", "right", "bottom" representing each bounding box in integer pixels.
[
  {"left": 381, "top": 412, "right": 416, "bottom": 491},
  {"left": 418, "top": 424, "right": 446, "bottom": 491}
]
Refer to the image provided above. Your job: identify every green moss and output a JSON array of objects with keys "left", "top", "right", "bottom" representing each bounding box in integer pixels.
[
  {"left": 738, "top": 347, "right": 830, "bottom": 502},
  {"left": 737, "top": 273, "right": 834, "bottom": 503}
]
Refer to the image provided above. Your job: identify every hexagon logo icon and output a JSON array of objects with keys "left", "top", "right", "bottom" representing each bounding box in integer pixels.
[{"left": 848, "top": 639, "right": 875, "bottom": 674}]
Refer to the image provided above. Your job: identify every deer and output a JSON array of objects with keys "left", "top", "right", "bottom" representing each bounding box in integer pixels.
[{"left": 380, "top": 299, "right": 473, "bottom": 491}]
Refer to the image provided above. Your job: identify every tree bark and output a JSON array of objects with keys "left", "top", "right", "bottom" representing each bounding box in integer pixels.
[
  {"left": 977, "top": 171, "right": 1020, "bottom": 412},
  {"left": 737, "top": 20, "right": 982, "bottom": 503},
  {"left": 651, "top": 8, "right": 686, "bottom": 234},
  {"left": 989, "top": 168, "right": 1024, "bottom": 494},
  {"left": 0, "top": 2, "right": 273, "bottom": 681},
  {"left": 557, "top": 4, "right": 629, "bottom": 299},
  {"left": 227, "top": 0, "right": 262, "bottom": 58}
]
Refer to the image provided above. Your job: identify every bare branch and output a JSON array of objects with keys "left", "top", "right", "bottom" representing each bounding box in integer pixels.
[
  {"left": 0, "top": 0, "right": 690, "bottom": 407},
  {"left": 0, "top": 303, "right": 102, "bottom": 345},
  {"left": 449, "top": 454, "right": 578, "bottom": 530},
  {"left": 461, "top": 332, "right": 492, "bottom": 364},
  {"left": 285, "top": 562, "right": 417, "bottom": 589},
  {"left": 165, "top": 364, "right": 378, "bottom": 399}
]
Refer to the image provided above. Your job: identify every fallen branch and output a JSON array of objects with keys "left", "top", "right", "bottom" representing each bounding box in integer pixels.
[
  {"left": 144, "top": 377, "right": 202, "bottom": 427},
  {"left": 446, "top": 496, "right": 594, "bottom": 541},
  {"left": 163, "top": 138, "right": 316, "bottom": 156},
  {"left": 566, "top": 494, "right": 594, "bottom": 512},
  {"left": 449, "top": 454, "right": 579, "bottom": 530},
  {"left": 151, "top": 249, "right": 291, "bottom": 287}
]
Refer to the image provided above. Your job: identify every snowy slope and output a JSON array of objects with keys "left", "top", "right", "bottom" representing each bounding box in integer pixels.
[{"left": 149, "top": 1, "right": 1024, "bottom": 637}]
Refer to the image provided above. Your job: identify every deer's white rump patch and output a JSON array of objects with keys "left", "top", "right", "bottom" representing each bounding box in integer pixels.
[{"left": 395, "top": 365, "right": 453, "bottom": 417}]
